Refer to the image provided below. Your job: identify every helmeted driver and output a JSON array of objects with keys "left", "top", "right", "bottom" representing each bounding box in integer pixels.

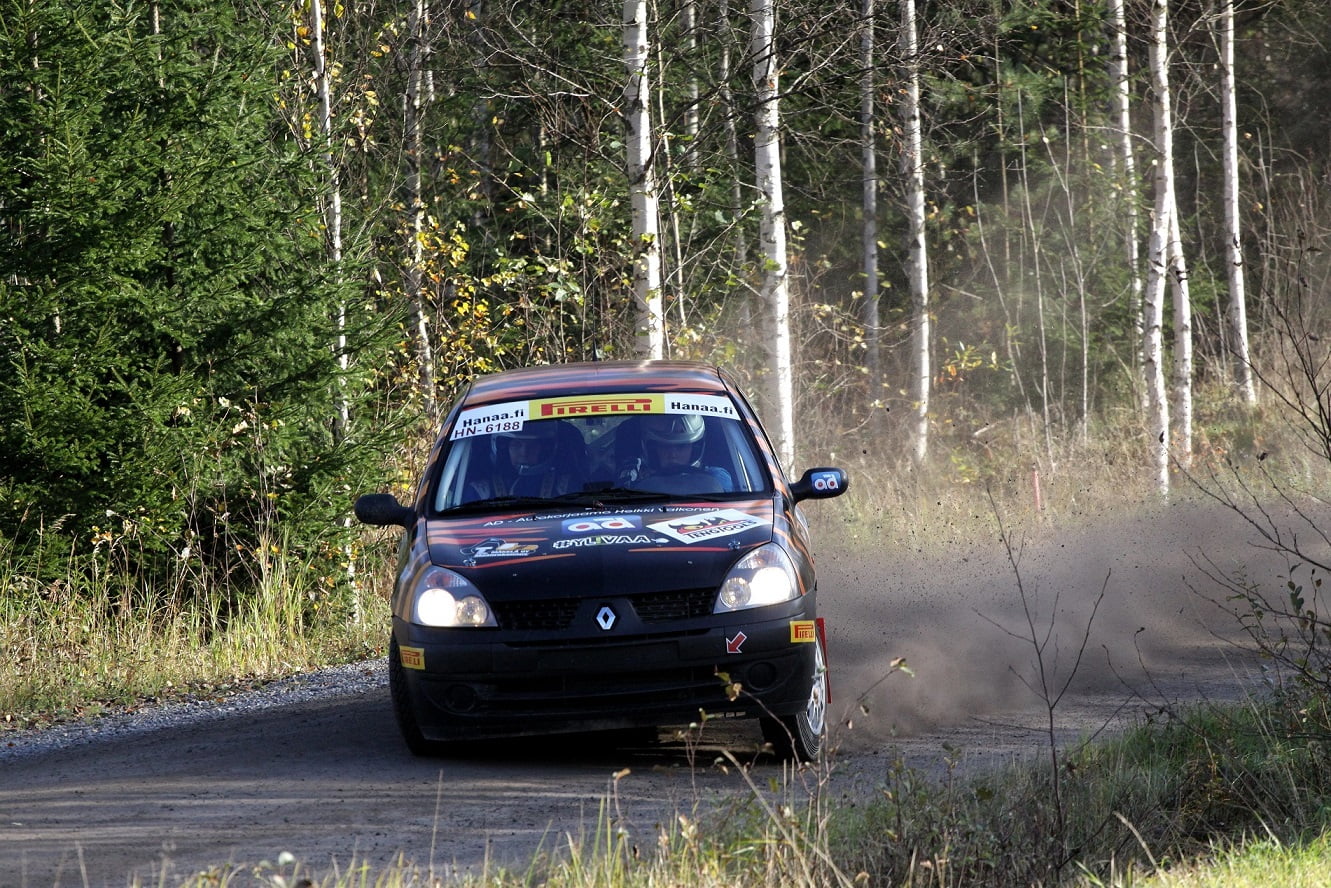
[
  {"left": 627, "top": 413, "right": 732, "bottom": 492},
  {"left": 473, "top": 421, "right": 580, "bottom": 498}
]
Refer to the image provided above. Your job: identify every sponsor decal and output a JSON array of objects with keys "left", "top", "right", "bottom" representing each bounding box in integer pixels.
[
  {"left": 665, "top": 394, "right": 738, "bottom": 418},
  {"left": 551, "top": 534, "right": 659, "bottom": 549},
  {"left": 531, "top": 393, "right": 662, "bottom": 418},
  {"left": 811, "top": 471, "right": 841, "bottom": 492},
  {"left": 726, "top": 631, "right": 748, "bottom": 654},
  {"left": 399, "top": 645, "right": 426, "bottom": 670},
  {"left": 459, "top": 537, "right": 539, "bottom": 558},
  {"left": 453, "top": 393, "right": 743, "bottom": 438},
  {"left": 647, "top": 508, "right": 767, "bottom": 544},
  {"left": 790, "top": 620, "right": 817, "bottom": 643},
  {"left": 450, "top": 403, "right": 529, "bottom": 440},
  {"left": 562, "top": 515, "right": 642, "bottom": 533}
]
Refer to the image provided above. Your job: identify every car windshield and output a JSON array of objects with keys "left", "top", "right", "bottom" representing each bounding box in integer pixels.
[{"left": 432, "top": 394, "right": 771, "bottom": 512}]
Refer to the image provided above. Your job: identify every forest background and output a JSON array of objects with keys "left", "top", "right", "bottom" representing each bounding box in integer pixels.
[{"left": 2, "top": 0, "right": 1329, "bottom": 672}]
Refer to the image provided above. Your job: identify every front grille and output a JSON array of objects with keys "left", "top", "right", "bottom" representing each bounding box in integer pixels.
[
  {"left": 490, "top": 586, "right": 717, "bottom": 631},
  {"left": 491, "top": 598, "right": 579, "bottom": 631},
  {"left": 630, "top": 587, "right": 716, "bottom": 622}
]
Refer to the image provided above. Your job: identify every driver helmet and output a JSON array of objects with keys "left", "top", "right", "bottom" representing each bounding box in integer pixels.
[
  {"left": 641, "top": 413, "right": 706, "bottom": 467},
  {"left": 495, "top": 421, "right": 558, "bottom": 476}
]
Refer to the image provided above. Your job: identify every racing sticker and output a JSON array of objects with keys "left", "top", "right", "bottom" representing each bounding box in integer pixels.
[
  {"left": 790, "top": 620, "right": 817, "bottom": 643},
  {"left": 562, "top": 515, "right": 642, "bottom": 533},
  {"left": 399, "top": 645, "right": 426, "bottom": 670},
  {"left": 647, "top": 508, "right": 767, "bottom": 544},
  {"left": 452, "top": 392, "right": 743, "bottom": 440},
  {"left": 663, "top": 393, "right": 738, "bottom": 418},
  {"left": 459, "top": 538, "right": 539, "bottom": 559},
  {"left": 530, "top": 393, "right": 662, "bottom": 419},
  {"left": 450, "top": 402, "right": 529, "bottom": 439},
  {"left": 552, "top": 534, "right": 661, "bottom": 549},
  {"left": 810, "top": 471, "right": 842, "bottom": 493}
]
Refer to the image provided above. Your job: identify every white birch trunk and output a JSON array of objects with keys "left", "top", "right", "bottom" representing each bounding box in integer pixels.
[
  {"left": 1220, "top": 0, "right": 1257, "bottom": 405},
  {"left": 860, "top": 0, "right": 881, "bottom": 403},
  {"left": 310, "top": 0, "right": 350, "bottom": 440},
  {"left": 1109, "top": 0, "right": 1143, "bottom": 409},
  {"left": 682, "top": 0, "right": 700, "bottom": 171},
  {"left": 719, "top": 0, "right": 747, "bottom": 296},
  {"left": 751, "top": 0, "right": 795, "bottom": 469},
  {"left": 311, "top": 0, "right": 358, "bottom": 603},
  {"left": 1143, "top": 0, "right": 1173, "bottom": 494},
  {"left": 624, "top": 0, "right": 665, "bottom": 359},
  {"left": 1169, "top": 206, "right": 1193, "bottom": 466},
  {"left": 901, "top": 0, "right": 930, "bottom": 466},
  {"left": 405, "top": 0, "right": 438, "bottom": 420}
]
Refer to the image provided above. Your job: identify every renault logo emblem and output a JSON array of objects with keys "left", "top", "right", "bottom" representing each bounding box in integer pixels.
[{"left": 596, "top": 605, "right": 617, "bottom": 630}]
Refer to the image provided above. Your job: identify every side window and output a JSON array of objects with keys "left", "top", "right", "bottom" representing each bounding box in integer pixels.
[
  {"left": 715, "top": 417, "right": 770, "bottom": 493},
  {"left": 434, "top": 438, "right": 482, "bottom": 511}
]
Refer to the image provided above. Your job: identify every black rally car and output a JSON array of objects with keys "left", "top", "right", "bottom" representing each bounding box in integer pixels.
[{"left": 354, "top": 360, "right": 848, "bottom": 760}]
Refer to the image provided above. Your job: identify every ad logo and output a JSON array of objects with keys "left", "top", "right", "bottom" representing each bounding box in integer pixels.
[
  {"left": 459, "top": 537, "right": 539, "bottom": 559},
  {"left": 531, "top": 394, "right": 661, "bottom": 418},
  {"left": 647, "top": 509, "right": 766, "bottom": 544},
  {"left": 811, "top": 472, "right": 841, "bottom": 492},
  {"left": 789, "top": 620, "right": 818, "bottom": 643},
  {"left": 399, "top": 646, "right": 426, "bottom": 670},
  {"left": 562, "top": 515, "right": 642, "bottom": 533}
]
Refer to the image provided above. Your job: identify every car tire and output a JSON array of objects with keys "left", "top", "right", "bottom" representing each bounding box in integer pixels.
[
  {"left": 389, "top": 634, "right": 445, "bottom": 757},
  {"left": 761, "top": 636, "right": 828, "bottom": 762}
]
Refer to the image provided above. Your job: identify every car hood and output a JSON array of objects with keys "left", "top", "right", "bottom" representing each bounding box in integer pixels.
[{"left": 424, "top": 498, "right": 778, "bottom": 600}]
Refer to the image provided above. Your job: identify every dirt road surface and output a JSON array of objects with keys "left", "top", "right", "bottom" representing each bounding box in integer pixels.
[{"left": 1, "top": 498, "right": 1289, "bottom": 887}]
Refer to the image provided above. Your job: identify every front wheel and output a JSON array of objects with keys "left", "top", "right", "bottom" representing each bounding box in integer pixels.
[
  {"left": 761, "top": 637, "right": 828, "bottom": 762},
  {"left": 389, "top": 634, "right": 445, "bottom": 757}
]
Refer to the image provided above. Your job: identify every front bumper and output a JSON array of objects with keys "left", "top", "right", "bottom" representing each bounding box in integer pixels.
[{"left": 392, "top": 603, "right": 819, "bottom": 741}]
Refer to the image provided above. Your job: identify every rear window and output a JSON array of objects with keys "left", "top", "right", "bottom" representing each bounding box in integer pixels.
[{"left": 433, "top": 393, "right": 770, "bottom": 510}]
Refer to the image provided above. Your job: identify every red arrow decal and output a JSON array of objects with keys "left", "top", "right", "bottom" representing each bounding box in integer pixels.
[{"left": 726, "top": 632, "right": 747, "bottom": 654}]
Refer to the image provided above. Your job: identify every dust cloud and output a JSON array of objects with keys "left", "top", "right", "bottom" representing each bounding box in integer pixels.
[{"left": 813, "top": 497, "right": 1293, "bottom": 745}]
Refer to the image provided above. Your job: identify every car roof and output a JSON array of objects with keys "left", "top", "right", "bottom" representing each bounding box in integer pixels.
[{"left": 461, "top": 360, "right": 734, "bottom": 408}]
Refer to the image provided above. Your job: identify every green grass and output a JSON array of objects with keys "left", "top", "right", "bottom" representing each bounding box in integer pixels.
[
  {"left": 1112, "top": 832, "right": 1331, "bottom": 887},
  {"left": 0, "top": 530, "right": 389, "bottom": 732}
]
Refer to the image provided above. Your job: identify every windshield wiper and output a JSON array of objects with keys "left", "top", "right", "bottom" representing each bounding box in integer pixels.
[
  {"left": 439, "top": 495, "right": 559, "bottom": 514},
  {"left": 551, "top": 487, "right": 673, "bottom": 506}
]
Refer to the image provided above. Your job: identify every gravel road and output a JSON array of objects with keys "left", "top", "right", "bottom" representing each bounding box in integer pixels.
[{"left": 0, "top": 498, "right": 1281, "bottom": 887}]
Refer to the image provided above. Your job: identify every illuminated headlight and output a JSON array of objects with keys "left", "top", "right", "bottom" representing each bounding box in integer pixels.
[
  {"left": 411, "top": 566, "right": 497, "bottom": 628},
  {"left": 715, "top": 543, "right": 799, "bottom": 612}
]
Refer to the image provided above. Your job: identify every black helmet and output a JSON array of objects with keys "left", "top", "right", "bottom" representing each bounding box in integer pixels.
[{"left": 495, "top": 421, "right": 558, "bottom": 476}]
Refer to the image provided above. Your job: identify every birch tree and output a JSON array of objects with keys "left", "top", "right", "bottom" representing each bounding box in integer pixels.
[
  {"left": 624, "top": 0, "right": 665, "bottom": 359},
  {"left": 860, "top": 0, "right": 881, "bottom": 404},
  {"left": 1108, "top": 0, "right": 1142, "bottom": 403},
  {"left": 1220, "top": 0, "right": 1257, "bottom": 405},
  {"left": 751, "top": 0, "right": 794, "bottom": 468},
  {"left": 1143, "top": 0, "right": 1175, "bottom": 494},
  {"left": 901, "top": 0, "right": 930, "bottom": 467},
  {"left": 309, "top": 0, "right": 350, "bottom": 439},
  {"left": 1170, "top": 202, "right": 1193, "bottom": 467},
  {"left": 404, "top": 0, "right": 439, "bottom": 418}
]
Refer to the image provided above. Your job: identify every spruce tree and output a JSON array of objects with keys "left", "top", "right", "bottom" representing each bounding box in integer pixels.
[{"left": 0, "top": 1, "right": 396, "bottom": 598}]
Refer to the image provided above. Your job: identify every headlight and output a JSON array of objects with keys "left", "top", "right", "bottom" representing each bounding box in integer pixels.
[
  {"left": 715, "top": 543, "right": 799, "bottom": 612},
  {"left": 411, "top": 566, "right": 497, "bottom": 628}
]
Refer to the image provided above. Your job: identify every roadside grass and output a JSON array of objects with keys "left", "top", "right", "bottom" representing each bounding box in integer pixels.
[{"left": 0, "top": 532, "right": 389, "bottom": 731}]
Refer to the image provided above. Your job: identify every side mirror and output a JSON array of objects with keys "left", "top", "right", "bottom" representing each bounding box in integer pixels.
[
  {"left": 789, "top": 467, "right": 849, "bottom": 503},
  {"left": 354, "top": 493, "right": 415, "bottom": 528}
]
